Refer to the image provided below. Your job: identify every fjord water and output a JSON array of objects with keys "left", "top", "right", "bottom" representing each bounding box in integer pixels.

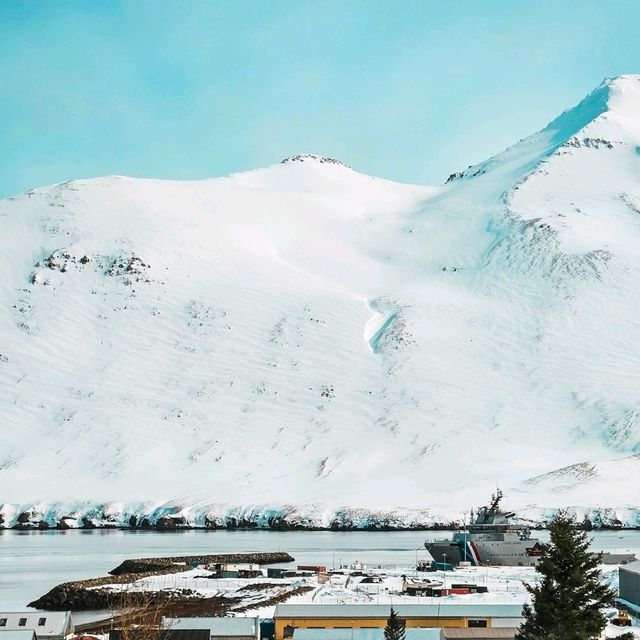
[{"left": 2, "top": 529, "right": 640, "bottom": 611}]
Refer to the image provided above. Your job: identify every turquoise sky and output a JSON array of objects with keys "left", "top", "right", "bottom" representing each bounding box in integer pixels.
[{"left": 1, "top": 0, "right": 639, "bottom": 197}]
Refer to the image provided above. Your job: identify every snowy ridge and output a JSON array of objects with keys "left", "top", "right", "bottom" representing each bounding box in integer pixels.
[{"left": 2, "top": 76, "right": 640, "bottom": 519}]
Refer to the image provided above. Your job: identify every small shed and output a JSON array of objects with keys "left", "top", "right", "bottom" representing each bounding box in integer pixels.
[
  {"left": 214, "top": 564, "right": 261, "bottom": 579},
  {"left": 267, "top": 568, "right": 287, "bottom": 579}
]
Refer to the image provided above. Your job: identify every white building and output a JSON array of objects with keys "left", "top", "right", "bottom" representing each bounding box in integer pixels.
[
  {"left": 0, "top": 613, "right": 73, "bottom": 640},
  {"left": 0, "top": 631, "right": 37, "bottom": 640}
]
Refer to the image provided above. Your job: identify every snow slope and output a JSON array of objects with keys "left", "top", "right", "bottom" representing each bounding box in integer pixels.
[{"left": 2, "top": 76, "right": 640, "bottom": 526}]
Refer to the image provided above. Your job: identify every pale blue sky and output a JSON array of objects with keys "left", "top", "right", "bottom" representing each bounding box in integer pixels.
[{"left": 1, "top": 0, "right": 639, "bottom": 197}]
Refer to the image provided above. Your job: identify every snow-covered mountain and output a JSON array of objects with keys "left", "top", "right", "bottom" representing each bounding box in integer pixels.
[{"left": 2, "top": 75, "right": 640, "bottom": 528}]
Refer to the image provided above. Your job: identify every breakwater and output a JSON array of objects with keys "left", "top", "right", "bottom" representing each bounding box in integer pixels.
[{"left": 29, "top": 551, "right": 294, "bottom": 610}]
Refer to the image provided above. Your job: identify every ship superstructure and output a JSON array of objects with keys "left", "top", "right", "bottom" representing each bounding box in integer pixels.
[{"left": 424, "top": 490, "right": 544, "bottom": 567}]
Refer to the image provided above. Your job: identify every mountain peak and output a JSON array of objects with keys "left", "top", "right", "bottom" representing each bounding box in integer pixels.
[
  {"left": 280, "top": 154, "right": 350, "bottom": 169},
  {"left": 605, "top": 73, "right": 640, "bottom": 89},
  {"left": 542, "top": 74, "right": 640, "bottom": 142},
  {"left": 446, "top": 74, "right": 640, "bottom": 184}
]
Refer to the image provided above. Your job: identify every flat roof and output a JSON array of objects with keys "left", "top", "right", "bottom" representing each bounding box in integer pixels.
[
  {"left": 110, "top": 630, "right": 209, "bottom": 640},
  {"left": 274, "top": 604, "right": 524, "bottom": 619},
  {"left": 441, "top": 630, "right": 517, "bottom": 639},
  {"left": 163, "top": 617, "right": 257, "bottom": 636},
  {"left": 293, "top": 629, "right": 441, "bottom": 640},
  {"left": 620, "top": 560, "right": 640, "bottom": 575}
]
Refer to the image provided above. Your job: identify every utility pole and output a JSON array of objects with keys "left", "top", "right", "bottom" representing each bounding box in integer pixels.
[
  {"left": 443, "top": 553, "right": 447, "bottom": 591},
  {"left": 462, "top": 512, "right": 468, "bottom": 563}
]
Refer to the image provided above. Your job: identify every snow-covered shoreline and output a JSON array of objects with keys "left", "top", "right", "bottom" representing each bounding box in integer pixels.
[{"left": 2, "top": 500, "right": 639, "bottom": 530}]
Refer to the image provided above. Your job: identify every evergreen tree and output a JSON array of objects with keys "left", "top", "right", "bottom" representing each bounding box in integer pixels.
[
  {"left": 384, "top": 607, "right": 406, "bottom": 640},
  {"left": 516, "top": 511, "right": 616, "bottom": 640}
]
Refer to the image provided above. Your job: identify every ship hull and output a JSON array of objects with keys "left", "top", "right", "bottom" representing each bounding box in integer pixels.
[{"left": 426, "top": 538, "right": 540, "bottom": 567}]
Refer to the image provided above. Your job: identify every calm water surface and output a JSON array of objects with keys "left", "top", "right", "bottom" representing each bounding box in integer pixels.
[{"left": 2, "top": 529, "right": 639, "bottom": 612}]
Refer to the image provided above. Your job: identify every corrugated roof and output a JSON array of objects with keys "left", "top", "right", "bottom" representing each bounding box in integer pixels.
[
  {"left": 441, "top": 630, "right": 517, "bottom": 639},
  {"left": 0, "top": 613, "right": 71, "bottom": 636},
  {"left": 109, "top": 630, "right": 210, "bottom": 640},
  {"left": 163, "top": 617, "right": 257, "bottom": 636},
  {"left": 293, "top": 629, "right": 441, "bottom": 640},
  {"left": 274, "top": 604, "right": 524, "bottom": 619}
]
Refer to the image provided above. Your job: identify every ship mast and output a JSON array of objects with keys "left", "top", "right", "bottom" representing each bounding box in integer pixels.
[{"left": 489, "top": 488, "right": 503, "bottom": 513}]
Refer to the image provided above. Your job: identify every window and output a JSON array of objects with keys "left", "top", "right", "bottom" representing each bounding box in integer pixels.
[
  {"left": 39, "top": 618, "right": 47, "bottom": 626},
  {"left": 468, "top": 619, "right": 488, "bottom": 628},
  {"left": 19, "top": 619, "right": 27, "bottom": 627},
  {"left": 0, "top": 619, "right": 6, "bottom": 627}
]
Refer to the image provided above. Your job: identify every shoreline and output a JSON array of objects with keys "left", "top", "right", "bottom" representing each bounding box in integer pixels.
[
  {"left": 3, "top": 524, "right": 640, "bottom": 532},
  {"left": 2, "top": 501, "right": 638, "bottom": 532}
]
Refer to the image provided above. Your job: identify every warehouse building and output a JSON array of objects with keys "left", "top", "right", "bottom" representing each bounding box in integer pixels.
[
  {"left": 618, "top": 560, "right": 640, "bottom": 614},
  {"left": 292, "top": 629, "right": 441, "bottom": 640},
  {"left": 109, "top": 630, "right": 209, "bottom": 640},
  {"left": 273, "top": 604, "right": 523, "bottom": 640},
  {"left": 163, "top": 617, "right": 260, "bottom": 640},
  {"left": 290, "top": 626, "right": 517, "bottom": 640}
]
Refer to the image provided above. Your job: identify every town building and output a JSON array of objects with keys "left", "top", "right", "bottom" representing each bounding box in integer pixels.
[
  {"left": 0, "top": 613, "right": 73, "bottom": 640},
  {"left": 163, "top": 617, "right": 260, "bottom": 640},
  {"left": 207, "top": 563, "right": 262, "bottom": 579},
  {"left": 290, "top": 627, "right": 517, "bottom": 640},
  {"left": 292, "top": 629, "right": 441, "bottom": 640},
  {"left": 618, "top": 559, "right": 640, "bottom": 614},
  {"left": 273, "top": 604, "right": 523, "bottom": 640},
  {"left": 109, "top": 630, "right": 209, "bottom": 640},
  {"left": 0, "top": 631, "right": 37, "bottom": 640},
  {"left": 441, "top": 630, "right": 516, "bottom": 639}
]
